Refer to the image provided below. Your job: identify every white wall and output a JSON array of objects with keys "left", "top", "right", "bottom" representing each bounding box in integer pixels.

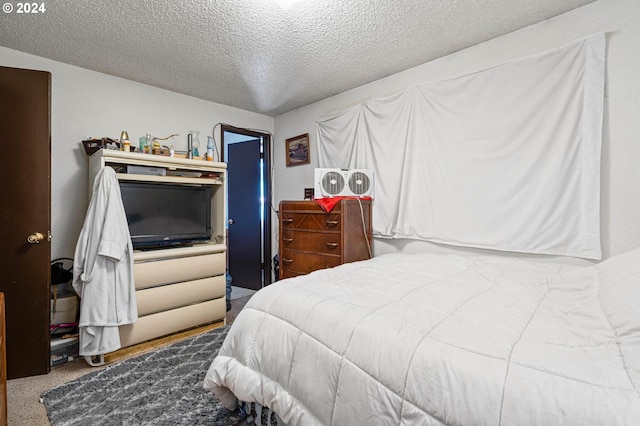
[
  {"left": 0, "top": 47, "right": 274, "bottom": 259},
  {"left": 273, "top": 0, "right": 640, "bottom": 265}
]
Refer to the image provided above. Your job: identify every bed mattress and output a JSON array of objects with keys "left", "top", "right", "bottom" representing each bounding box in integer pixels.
[{"left": 204, "top": 250, "right": 640, "bottom": 425}]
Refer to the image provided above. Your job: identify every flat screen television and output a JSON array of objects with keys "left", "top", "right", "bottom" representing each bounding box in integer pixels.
[{"left": 119, "top": 181, "right": 212, "bottom": 250}]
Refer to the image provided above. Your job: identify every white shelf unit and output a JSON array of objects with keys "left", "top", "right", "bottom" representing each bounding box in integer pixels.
[{"left": 88, "top": 149, "right": 228, "bottom": 348}]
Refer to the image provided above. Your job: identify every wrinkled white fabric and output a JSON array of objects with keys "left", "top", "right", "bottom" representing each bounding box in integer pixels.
[
  {"left": 204, "top": 249, "right": 640, "bottom": 425},
  {"left": 73, "top": 166, "right": 137, "bottom": 357},
  {"left": 317, "top": 33, "right": 605, "bottom": 259}
]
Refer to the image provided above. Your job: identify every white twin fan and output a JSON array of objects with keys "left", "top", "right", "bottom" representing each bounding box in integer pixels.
[{"left": 313, "top": 168, "right": 374, "bottom": 198}]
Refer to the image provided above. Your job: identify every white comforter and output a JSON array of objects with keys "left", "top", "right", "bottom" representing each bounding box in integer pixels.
[{"left": 204, "top": 250, "right": 640, "bottom": 425}]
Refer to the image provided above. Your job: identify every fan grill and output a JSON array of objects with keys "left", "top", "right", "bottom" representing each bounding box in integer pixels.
[
  {"left": 348, "top": 171, "right": 371, "bottom": 195},
  {"left": 321, "top": 171, "right": 345, "bottom": 195}
]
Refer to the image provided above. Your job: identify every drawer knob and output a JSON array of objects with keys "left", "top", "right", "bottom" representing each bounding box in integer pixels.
[
  {"left": 282, "top": 258, "right": 293, "bottom": 264},
  {"left": 325, "top": 220, "right": 339, "bottom": 226},
  {"left": 325, "top": 242, "right": 338, "bottom": 248},
  {"left": 283, "top": 238, "right": 293, "bottom": 243}
]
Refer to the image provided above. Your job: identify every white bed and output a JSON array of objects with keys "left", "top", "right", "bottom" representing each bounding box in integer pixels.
[{"left": 204, "top": 249, "right": 640, "bottom": 425}]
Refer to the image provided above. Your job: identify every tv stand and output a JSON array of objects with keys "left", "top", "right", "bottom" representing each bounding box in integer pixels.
[{"left": 88, "top": 150, "right": 227, "bottom": 349}]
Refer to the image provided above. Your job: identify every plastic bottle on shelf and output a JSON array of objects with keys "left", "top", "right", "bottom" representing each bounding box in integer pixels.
[
  {"left": 145, "top": 134, "right": 152, "bottom": 154},
  {"left": 206, "top": 136, "right": 214, "bottom": 161},
  {"left": 139, "top": 136, "right": 147, "bottom": 153},
  {"left": 189, "top": 130, "right": 200, "bottom": 157}
]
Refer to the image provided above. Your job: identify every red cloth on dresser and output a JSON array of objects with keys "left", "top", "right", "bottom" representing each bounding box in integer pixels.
[{"left": 313, "top": 196, "right": 372, "bottom": 212}]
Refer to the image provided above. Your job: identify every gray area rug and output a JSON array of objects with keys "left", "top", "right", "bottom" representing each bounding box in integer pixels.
[{"left": 41, "top": 326, "right": 246, "bottom": 426}]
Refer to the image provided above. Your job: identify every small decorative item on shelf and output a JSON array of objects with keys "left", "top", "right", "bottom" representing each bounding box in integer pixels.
[
  {"left": 82, "top": 138, "right": 120, "bottom": 156},
  {"left": 149, "top": 133, "right": 179, "bottom": 156},
  {"left": 139, "top": 136, "right": 146, "bottom": 153},
  {"left": 152, "top": 139, "right": 162, "bottom": 155},
  {"left": 120, "top": 131, "right": 130, "bottom": 152},
  {"left": 206, "top": 136, "right": 215, "bottom": 161},
  {"left": 189, "top": 130, "right": 200, "bottom": 157},
  {"left": 152, "top": 144, "right": 170, "bottom": 156}
]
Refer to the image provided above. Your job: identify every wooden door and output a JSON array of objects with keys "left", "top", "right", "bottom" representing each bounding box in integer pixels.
[
  {"left": 0, "top": 66, "right": 51, "bottom": 379},
  {"left": 0, "top": 293, "right": 7, "bottom": 425}
]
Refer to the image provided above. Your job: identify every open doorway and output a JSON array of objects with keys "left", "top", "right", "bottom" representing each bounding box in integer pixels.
[{"left": 222, "top": 125, "right": 272, "bottom": 293}]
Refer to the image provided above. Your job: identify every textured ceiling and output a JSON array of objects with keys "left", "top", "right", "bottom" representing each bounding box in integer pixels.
[{"left": 0, "top": 0, "right": 596, "bottom": 116}]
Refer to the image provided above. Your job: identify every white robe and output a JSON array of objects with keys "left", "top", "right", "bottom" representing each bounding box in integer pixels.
[{"left": 72, "top": 166, "right": 137, "bottom": 357}]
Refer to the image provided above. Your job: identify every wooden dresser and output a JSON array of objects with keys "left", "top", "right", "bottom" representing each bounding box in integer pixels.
[{"left": 279, "top": 199, "right": 372, "bottom": 279}]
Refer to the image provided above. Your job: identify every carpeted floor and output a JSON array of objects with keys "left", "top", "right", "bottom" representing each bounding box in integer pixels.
[
  {"left": 7, "top": 294, "right": 254, "bottom": 426},
  {"left": 42, "top": 326, "right": 241, "bottom": 425}
]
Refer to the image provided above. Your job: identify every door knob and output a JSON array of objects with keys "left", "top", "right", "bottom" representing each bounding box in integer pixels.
[
  {"left": 228, "top": 219, "right": 234, "bottom": 225},
  {"left": 27, "top": 232, "right": 44, "bottom": 244}
]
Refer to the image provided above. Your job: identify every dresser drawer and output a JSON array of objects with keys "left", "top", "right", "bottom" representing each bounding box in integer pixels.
[
  {"left": 135, "top": 275, "right": 225, "bottom": 316},
  {"left": 134, "top": 252, "right": 225, "bottom": 290},
  {"left": 119, "top": 298, "right": 225, "bottom": 348},
  {"left": 280, "top": 229, "right": 342, "bottom": 255},
  {"left": 280, "top": 212, "right": 341, "bottom": 231},
  {"left": 280, "top": 249, "right": 341, "bottom": 276}
]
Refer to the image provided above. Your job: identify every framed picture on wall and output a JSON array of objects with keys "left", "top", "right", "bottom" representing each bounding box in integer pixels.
[{"left": 285, "top": 133, "right": 310, "bottom": 166}]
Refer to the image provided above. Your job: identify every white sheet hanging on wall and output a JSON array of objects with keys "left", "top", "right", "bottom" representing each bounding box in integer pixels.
[{"left": 317, "top": 33, "right": 605, "bottom": 259}]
